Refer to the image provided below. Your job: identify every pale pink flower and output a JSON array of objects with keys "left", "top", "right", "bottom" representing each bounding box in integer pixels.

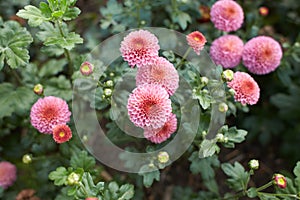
[
  {"left": 227, "top": 72, "right": 260, "bottom": 105},
  {"left": 144, "top": 113, "right": 177, "bottom": 144},
  {"left": 210, "top": 35, "right": 244, "bottom": 68},
  {"left": 242, "top": 36, "right": 282, "bottom": 75},
  {"left": 120, "top": 30, "right": 160, "bottom": 67},
  {"left": 52, "top": 124, "right": 72, "bottom": 144},
  {"left": 127, "top": 84, "right": 172, "bottom": 129},
  {"left": 210, "top": 0, "right": 244, "bottom": 32},
  {"left": 30, "top": 96, "right": 71, "bottom": 134},
  {"left": 136, "top": 57, "right": 179, "bottom": 95},
  {"left": 0, "top": 161, "right": 17, "bottom": 189},
  {"left": 186, "top": 31, "right": 207, "bottom": 55}
]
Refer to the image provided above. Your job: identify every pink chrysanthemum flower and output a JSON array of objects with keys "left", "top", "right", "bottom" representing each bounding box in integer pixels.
[
  {"left": 144, "top": 113, "right": 177, "bottom": 144},
  {"left": 127, "top": 84, "right": 172, "bottom": 129},
  {"left": 136, "top": 57, "right": 179, "bottom": 95},
  {"left": 0, "top": 161, "right": 17, "bottom": 189},
  {"left": 186, "top": 31, "right": 207, "bottom": 55},
  {"left": 227, "top": 72, "right": 260, "bottom": 105},
  {"left": 242, "top": 36, "right": 282, "bottom": 75},
  {"left": 210, "top": 35, "right": 244, "bottom": 68},
  {"left": 30, "top": 96, "right": 71, "bottom": 134},
  {"left": 210, "top": 0, "right": 244, "bottom": 32},
  {"left": 52, "top": 124, "right": 72, "bottom": 144},
  {"left": 120, "top": 30, "right": 160, "bottom": 67}
]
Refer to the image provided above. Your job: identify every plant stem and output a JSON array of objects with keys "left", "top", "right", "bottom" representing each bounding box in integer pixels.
[
  {"left": 258, "top": 192, "right": 300, "bottom": 199},
  {"left": 255, "top": 181, "right": 273, "bottom": 192},
  {"left": 10, "top": 68, "right": 23, "bottom": 86},
  {"left": 56, "top": 20, "right": 73, "bottom": 76},
  {"left": 176, "top": 47, "right": 192, "bottom": 69}
]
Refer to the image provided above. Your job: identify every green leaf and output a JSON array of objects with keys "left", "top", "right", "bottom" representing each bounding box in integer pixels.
[
  {"left": 44, "top": 31, "right": 83, "bottom": 50},
  {"left": 222, "top": 126, "right": 248, "bottom": 148},
  {"left": 173, "top": 12, "right": 191, "bottom": 30},
  {"left": 44, "top": 75, "right": 72, "bottom": 100},
  {"left": 70, "top": 150, "right": 96, "bottom": 171},
  {"left": 16, "top": 5, "right": 48, "bottom": 27},
  {"left": 138, "top": 165, "right": 160, "bottom": 188},
  {"left": 247, "top": 187, "right": 258, "bottom": 198},
  {"left": 221, "top": 162, "right": 249, "bottom": 192},
  {"left": 49, "top": 167, "right": 69, "bottom": 186},
  {"left": 118, "top": 184, "right": 134, "bottom": 200},
  {"left": 193, "top": 90, "right": 213, "bottom": 110},
  {"left": 198, "top": 139, "right": 219, "bottom": 158},
  {"left": 0, "top": 21, "right": 33, "bottom": 69},
  {"left": 0, "top": 83, "right": 36, "bottom": 118},
  {"left": 63, "top": 7, "right": 81, "bottom": 21},
  {"left": 38, "top": 58, "right": 67, "bottom": 77},
  {"left": 189, "top": 152, "right": 220, "bottom": 178}
]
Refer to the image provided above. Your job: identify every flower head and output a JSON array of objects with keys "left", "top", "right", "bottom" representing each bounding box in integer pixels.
[
  {"left": 136, "top": 57, "right": 179, "bottom": 95},
  {"left": 120, "top": 30, "right": 160, "bottom": 67},
  {"left": 227, "top": 72, "right": 260, "bottom": 105},
  {"left": 242, "top": 36, "right": 282, "bottom": 75},
  {"left": 0, "top": 161, "right": 17, "bottom": 189},
  {"left": 210, "top": 35, "right": 244, "bottom": 68},
  {"left": 80, "top": 61, "right": 94, "bottom": 76},
  {"left": 210, "top": 0, "right": 244, "bottom": 32},
  {"left": 144, "top": 113, "right": 177, "bottom": 143},
  {"left": 273, "top": 174, "right": 287, "bottom": 189},
  {"left": 127, "top": 84, "right": 172, "bottom": 129},
  {"left": 30, "top": 96, "right": 71, "bottom": 134},
  {"left": 52, "top": 124, "right": 72, "bottom": 144},
  {"left": 186, "top": 31, "right": 207, "bottom": 55},
  {"left": 259, "top": 7, "right": 269, "bottom": 16}
]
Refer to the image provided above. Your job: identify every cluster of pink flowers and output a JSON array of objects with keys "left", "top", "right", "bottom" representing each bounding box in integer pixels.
[
  {"left": 209, "top": 1, "right": 282, "bottom": 74},
  {"left": 0, "top": 161, "right": 17, "bottom": 189},
  {"left": 208, "top": 0, "right": 283, "bottom": 105},
  {"left": 121, "top": 30, "right": 179, "bottom": 144},
  {"left": 30, "top": 96, "right": 72, "bottom": 143}
]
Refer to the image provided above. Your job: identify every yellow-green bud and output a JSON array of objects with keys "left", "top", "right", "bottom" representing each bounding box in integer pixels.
[
  {"left": 222, "top": 69, "right": 234, "bottom": 82},
  {"left": 67, "top": 172, "right": 80, "bottom": 185},
  {"left": 228, "top": 88, "right": 235, "bottom": 96},
  {"left": 33, "top": 84, "right": 43, "bottom": 95},
  {"left": 200, "top": 76, "right": 209, "bottom": 85},
  {"left": 157, "top": 151, "right": 169, "bottom": 164},
  {"left": 22, "top": 154, "right": 32, "bottom": 164},
  {"left": 105, "top": 80, "right": 114, "bottom": 87},
  {"left": 216, "top": 133, "right": 225, "bottom": 142},
  {"left": 218, "top": 103, "right": 228, "bottom": 113},
  {"left": 248, "top": 159, "right": 259, "bottom": 170},
  {"left": 104, "top": 88, "right": 112, "bottom": 97}
]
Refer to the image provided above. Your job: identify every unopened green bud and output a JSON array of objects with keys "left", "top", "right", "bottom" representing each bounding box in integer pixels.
[
  {"left": 248, "top": 159, "right": 259, "bottom": 170},
  {"left": 67, "top": 172, "right": 80, "bottom": 185},
  {"left": 222, "top": 69, "right": 234, "bottom": 82},
  {"left": 202, "top": 89, "right": 209, "bottom": 94},
  {"left": 33, "top": 84, "right": 43, "bottom": 95},
  {"left": 22, "top": 154, "right": 32, "bottom": 164},
  {"left": 202, "top": 131, "right": 207, "bottom": 137},
  {"left": 109, "top": 72, "right": 115, "bottom": 77},
  {"left": 148, "top": 163, "right": 155, "bottom": 168},
  {"left": 104, "top": 88, "right": 112, "bottom": 97},
  {"left": 157, "top": 151, "right": 169, "bottom": 164},
  {"left": 105, "top": 80, "right": 114, "bottom": 87},
  {"left": 200, "top": 76, "right": 209, "bottom": 85},
  {"left": 218, "top": 103, "right": 228, "bottom": 113},
  {"left": 223, "top": 137, "right": 229, "bottom": 143},
  {"left": 216, "top": 133, "right": 225, "bottom": 142},
  {"left": 228, "top": 88, "right": 235, "bottom": 96}
]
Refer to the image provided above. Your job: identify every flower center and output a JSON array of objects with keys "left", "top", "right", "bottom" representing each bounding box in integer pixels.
[
  {"left": 241, "top": 80, "right": 254, "bottom": 94},
  {"left": 132, "top": 38, "right": 145, "bottom": 50},
  {"left": 262, "top": 47, "right": 273, "bottom": 60},
  {"left": 151, "top": 67, "right": 165, "bottom": 81},
  {"left": 59, "top": 132, "right": 65, "bottom": 137},
  {"left": 42, "top": 106, "right": 57, "bottom": 120},
  {"left": 143, "top": 100, "right": 159, "bottom": 115},
  {"left": 225, "top": 6, "right": 237, "bottom": 18},
  {"left": 81, "top": 64, "right": 90, "bottom": 73}
]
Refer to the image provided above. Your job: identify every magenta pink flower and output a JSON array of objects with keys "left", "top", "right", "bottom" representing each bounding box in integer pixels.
[
  {"left": 144, "top": 113, "right": 177, "bottom": 144},
  {"left": 120, "top": 30, "right": 160, "bottom": 67},
  {"left": 186, "top": 31, "right": 207, "bottom": 55},
  {"left": 0, "top": 161, "right": 17, "bottom": 189},
  {"left": 52, "top": 124, "right": 72, "bottom": 144},
  {"left": 227, "top": 72, "right": 260, "bottom": 105},
  {"left": 136, "top": 57, "right": 179, "bottom": 95},
  {"left": 242, "top": 36, "right": 282, "bottom": 75},
  {"left": 210, "top": 0, "right": 244, "bottom": 32},
  {"left": 210, "top": 35, "right": 244, "bottom": 68},
  {"left": 127, "top": 84, "right": 172, "bottom": 129},
  {"left": 30, "top": 96, "right": 71, "bottom": 134}
]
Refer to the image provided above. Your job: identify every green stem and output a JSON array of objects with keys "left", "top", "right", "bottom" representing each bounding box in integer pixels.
[
  {"left": 135, "top": 0, "right": 141, "bottom": 28},
  {"left": 10, "top": 68, "right": 23, "bottom": 86},
  {"left": 56, "top": 20, "right": 73, "bottom": 75},
  {"left": 258, "top": 192, "right": 300, "bottom": 199},
  {"left": 176, "top": 47, "right": 192, "bottom": 69},
  {"left": 256, "top": 181, "right": 273, "bottom": 192}
]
